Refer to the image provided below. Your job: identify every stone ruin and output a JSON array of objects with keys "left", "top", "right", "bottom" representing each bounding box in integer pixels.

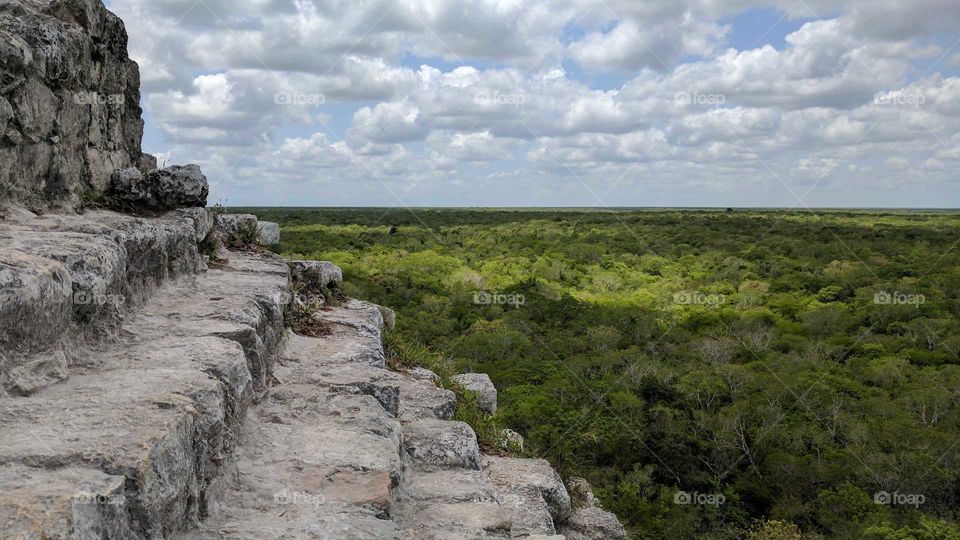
[{"left": 0, "top": 1, "right": 627, "bottom": 538}]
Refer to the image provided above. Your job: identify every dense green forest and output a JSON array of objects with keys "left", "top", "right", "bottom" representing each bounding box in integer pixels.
[{"left": 238, "top": 207, "right": 960, "bottom": 539}]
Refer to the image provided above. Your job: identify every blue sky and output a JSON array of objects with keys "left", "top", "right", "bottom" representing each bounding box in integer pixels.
[{"left": 113, "top": 0, "right": 960, "bottom": 207}]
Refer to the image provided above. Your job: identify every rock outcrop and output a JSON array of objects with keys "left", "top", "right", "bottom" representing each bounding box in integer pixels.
[
  {"left": 107, "top": 165, "right": 209, "bottom": 211},
  {"left": 255, "top": 221, "right": 280, "bottom": 246},
  {"left": 289, "top": 259, "right": 343, "bottom": 290},
  {"left": 0, "top": 208, "right": 211, "bottom": 395},
  {"left": 0, "top": 0, "right": 149, "bottom": 209},
  {"left": 0, "top": 207, "right": 290, "bottom": 537},
  {"left": 562, "top": 478, "right": 628, "bottom": 540},
  {"left": 454, "top": 372, "right": 498, "bottom": 413}
]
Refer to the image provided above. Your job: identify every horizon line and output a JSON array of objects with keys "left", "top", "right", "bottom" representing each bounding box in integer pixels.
[{"left": 223, "top": 205, "right": 960, "bottom": 211}]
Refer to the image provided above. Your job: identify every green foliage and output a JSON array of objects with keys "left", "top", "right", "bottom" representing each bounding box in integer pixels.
[
  {"left": 234, "top": 220, "right": 260, "bottom": 246},
  {"left": 76, "top": 188, "right": 106, "bottom": 211},
  {"left": 864, "top": 516, "right": 960, "bottom": 540},
  {"left": 745, "top": 519, "right": 802, "bottom": 539},
  {"left": 262, "top": 207, "right": 960, "bottom": 539}
]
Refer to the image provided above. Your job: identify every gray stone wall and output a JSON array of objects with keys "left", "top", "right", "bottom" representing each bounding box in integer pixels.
[{"left": 0, "top": 0, "right": 146, "bottom": 209}]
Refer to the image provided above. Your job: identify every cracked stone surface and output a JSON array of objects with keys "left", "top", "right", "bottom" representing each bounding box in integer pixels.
[
  {"left": 0, "top": 208, "right": 210, "bottom": 395},
  {"left": 0, "top": 215, "right": 290, "bottom": 537}
]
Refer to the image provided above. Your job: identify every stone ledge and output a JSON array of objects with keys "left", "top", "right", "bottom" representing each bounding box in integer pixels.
[
  {"left": 0, "top": 208, "right": 210, "bottom": 395},
  {"left": 0, "top": 237, "right": 291, "bottom": 538}
]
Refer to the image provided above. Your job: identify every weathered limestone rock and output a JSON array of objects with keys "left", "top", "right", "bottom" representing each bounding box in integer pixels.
[
  {"left": 217, "top": 214, "right": 257, "bottom": 245},
  {"left": 288, "top": 259, "right": 343, "bottom": 289},
  {"left": 4, "top": 230, "right": 127, "bottom": 339},
  {"left": 175, "top": 207, "right": 215, "bottom": 243},
  {"left": 498, "top": 428, "right": 525, "bottom": 451},
  {"left": 568, "top": 477, "right": 599, "bottom": 509},
  {"left": 285, "top": 362, "right": 402, "bottom": 416},
  {"left": 128, "top": 252, "right": 290, "bottom": 394},
  {"left": 406, "top": 366, "right": 440, "bottom": 382},
  {"left": 398, "top": 468, "right": 499, "bottom": 505},
  {"left": 398, "top": 377, "right": 457, "bottom": 421},
  {"left": 562, "top": 506, "right": 628, "bottom": 540},
  {"left": 173, "top": 300, "right": 404, "bottom": 540},
  {"left": 0, "top": 368, "right": 228, "bottom": 536},
  {"left": 398, "top": 502, "right": 512, "bottom": 539},
  {"left": 379, "top": 305, "right": 397, "bottom": 330},
  {"left": 561, "top": 477, "right": 627, "bottom": 540},
  {"left": 217, "top": 213, "right": 257, "bottom": 233},
  {"left": 256, "top": 220, "right": 280, "bottom": 246},
  {"left": 282, "top": 300, "right": 386, "bottom": 368},
  {"left": 108, "top": 164, "right": 209, "bottom": 211},
  {"left": 0, "top": 464, "right": 135, "bottom": 539},
  {"left": 484, "top": 456, "right": 572, "bottom": 535},
  {"left": 0, "top": 244, "right": 291, "bottom": 537},
  {"left": 0, "top": 0, "right": 147, "bottom": 208},
  {"left": 137, "top": 152, "right": 158, "bottom": 173},
  {"left": 0, "top": 249, "right": 72, "bottom": 394},
  {"left": 0, "top": 208, "right": 211, "bottom": 394},
  {"left": 401, "top": 419, "right": 482, "bottom": 470},
  {"left": 453, "top": 372, "right": 498, "bottom": 413}
]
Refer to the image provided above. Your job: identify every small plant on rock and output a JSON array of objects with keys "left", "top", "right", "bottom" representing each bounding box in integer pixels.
[
  {"left": 288, "top": 282, "right": 333, "bottom": 337},
  {"left": 209, "top": 202, "right": 227, "bottom": 218},
  {"left": 199, "top": 231, "right": 223, "bottom": 263},
  {"left": 76, "top": 188, "right": 106, "bottom": 213},
  {"left": 234, "top": 220, "right": 260, "bottom": 246}
]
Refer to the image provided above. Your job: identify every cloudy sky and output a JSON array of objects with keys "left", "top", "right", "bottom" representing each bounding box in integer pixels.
[{"left": 106, "top": 0, "right": 960, "bottom": 207}]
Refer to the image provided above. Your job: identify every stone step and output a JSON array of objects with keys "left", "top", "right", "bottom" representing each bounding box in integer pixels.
[
  {"left": 0, "top": 248, "right": 291, "bottom": 539},
  {"left": 397, "top": 377, "right": 457, "bottom": 422},
  {"left": 282, "top": 300, "right": 387, "bottom": 369},
  {"left": 0, "top": 208, "right": 212, "bottom": 395},
  {"left": 389, "top": 365, "right": 580, "bottom": 539},
  {"left": 176, "top": 302, "right": 404, "bottom": 539},
  {"left": 0, "top": 368, "right": 229, "bottom": 537},
  {"left": 278, "top": 341, "right": 456, "bottom": 423},
  {"left": 394, "top": 418, "right": 512, "bottom": 538},
  {"left": 0, "top": 463, "right": 135, "bottom": 539},
  {"left": 482, "top": 457, "right": 572, "bottom": 537},
  {"left": 393, "top": 468, "right": 512, "bottom": 538},
  {"left": 176, "top": 389, "right": 401, "bottom": 540},
  {"left": 400, "top": 419, "right": 482, "bottom": 471}
]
